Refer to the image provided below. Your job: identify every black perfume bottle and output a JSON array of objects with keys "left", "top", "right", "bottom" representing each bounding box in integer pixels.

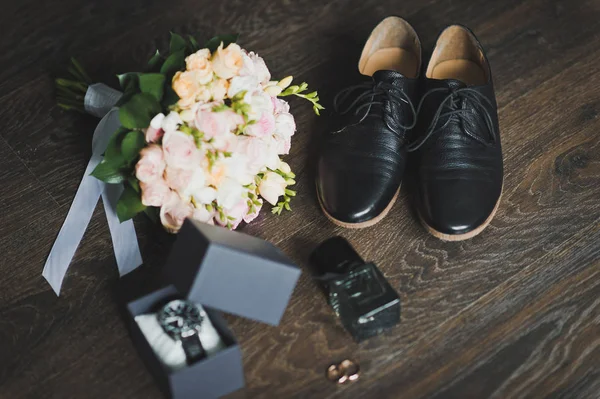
[{"left": 310, "top": 237, "right": 400, "bottom": 341}]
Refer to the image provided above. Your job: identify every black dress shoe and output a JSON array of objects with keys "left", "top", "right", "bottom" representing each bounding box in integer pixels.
[
  {"left": 409, "top": 25, "right": 503, "bottom": 240},
  {"left": 316, "top": 17, "right": 421, "bottom": 228}
]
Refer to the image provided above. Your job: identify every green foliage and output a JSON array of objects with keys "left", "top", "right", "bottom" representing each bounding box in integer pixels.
[
  {"left": 90, "top": 159, "right": 126, "bottom": 184},
  {"left": 205, "top": 34, "right": 239, "bottom": 52},
  {"left": 138, "top": 73, "right": 166, "bottom": 101},
  {"left": 116, "top": 184, "right": 147, "bottom": 222},
  {"left": 119, "top": 93, "right": 162, "bottom": 129},
  {"left": 121, "top": 130, "right": 146, "bottom": 161},
  {"left": 279, "top": 81, "right": 325, "bottom": 115}
]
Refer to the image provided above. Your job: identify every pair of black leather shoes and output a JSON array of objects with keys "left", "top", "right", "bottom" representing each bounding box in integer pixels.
[{"left": 316, "top": 17, "right": 503, "bottom": 241}]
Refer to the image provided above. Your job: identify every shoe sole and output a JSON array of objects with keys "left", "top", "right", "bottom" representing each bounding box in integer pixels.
[
  {"left": 317, "top": 184, "right": 401, "bottom": 229},
  {"left": 418, "top": 186, "right": 503, "bottom": 241}
]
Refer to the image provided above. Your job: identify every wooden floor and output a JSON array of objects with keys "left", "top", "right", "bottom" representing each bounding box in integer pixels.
[{"left": 1, "top": 0, "right": 599, "bottom": 398}]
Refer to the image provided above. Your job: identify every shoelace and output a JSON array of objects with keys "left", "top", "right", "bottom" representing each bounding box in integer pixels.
[
  {"left": 333, "top": 80, "right": 498, "bottom": 150},
  {"left": 333, "top": 80, "right": 418, "bottom": 137},
  {"left": 407, "top": 86, "right": 498, "bottom": 152}
]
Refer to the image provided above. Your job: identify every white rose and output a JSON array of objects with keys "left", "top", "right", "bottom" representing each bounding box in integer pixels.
[
  {"left": 150, "top": 113, "right": 165, "bottom": 129},
  {"left": 238, "top": 51, "right": 256, "bottom": 77},
  {"left": 161, "top": 111, "right": 183, "bottom": 133},
  {"left": 192, "top": 186, "right": 217, "bottom": 205},
  {"left": 223, "top": 152, "right": 254, "bottom": 185},
  {"left": 235, "top": 136, "right": 279, "bottom": 175},
  {"left": 274, "top": 112, "right": 296, "bottom": 139},
  {"left": 227, "top": 75, "right": 259, "bottom": 99},
  {"left": 247, "top": 90, "right": 274, "bottom": 121},
  {"left": 216, "top": 177, "right": 245, "bottom": 210},
  {"left": 248, "top": 52, "right": 271, "bottom": 84},
  {"left": 259, "top": 171, "right": 287, "bottom": 205},
  {"left": 192, "top": 205, "right": 214, "bottom": 223},
  {"left": 211, "top": 43, "right": 244, "bottom": 79}
]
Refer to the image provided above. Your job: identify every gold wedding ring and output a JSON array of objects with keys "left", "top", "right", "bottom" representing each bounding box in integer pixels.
[{"left": 326, "top": 359, "right": 360, "bottom": 384}]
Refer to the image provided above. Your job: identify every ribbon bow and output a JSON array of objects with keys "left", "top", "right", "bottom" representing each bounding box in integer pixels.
[{"left": 43, "top": 83, "right": 143, "bottom": 295}]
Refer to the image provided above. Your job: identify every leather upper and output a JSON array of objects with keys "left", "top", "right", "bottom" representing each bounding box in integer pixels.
[
  {"left": 413, "top": 27, "right": 503, "bottom": 236},
  {"left": 317, "top": 71, "right": 419, "bottom": 224}
]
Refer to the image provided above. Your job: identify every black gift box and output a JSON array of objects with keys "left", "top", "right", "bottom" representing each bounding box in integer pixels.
[{"left": 122, "top": 219, "right": 301, "bottom": 399}]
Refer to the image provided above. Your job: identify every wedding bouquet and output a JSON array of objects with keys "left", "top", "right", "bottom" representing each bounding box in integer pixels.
[{"left": 57, "top": 34, "right": 322, "bottom": 233}]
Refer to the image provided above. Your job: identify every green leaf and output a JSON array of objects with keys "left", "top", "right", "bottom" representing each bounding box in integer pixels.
[
  {"left": 117, "top": 72, "right": 139, "bottom": 92},
  {"left": 188, "top": 35, "right": 200, "bottom": 52},
  {"left": 128, "top": 177, "right": 141, "bottom": 193},
  {"left": 117, "top": 184, "right": 146, "bottom": 223},
  {"left": 160, "top": 50, "right": 185, "bottom": 76},
  {"left": 119, "top": 93, "right": 162, "bottom": 129},
  {"left": 138, "top": 73, "right": 165, "bottom": 101},
  {"left": 204, "top": 34, "right": 239, "bottom": 52},
  {"left": 121, "top": 130, "right": 146, "bottom": 161},
  {"left": 170, "top": 32, "right": 187, "bottom": 53},
  {"left": 105, "top": 127, "right": 129, "bottom": 160},
  {"left": 162, "top": 84, "right": 180, "bottom": 108},
  {"left": 147, "top": 50, "right": 162, "bottom": 71},
  {"left": 90, "top": 160, "right": 126, "bottom": 184}
]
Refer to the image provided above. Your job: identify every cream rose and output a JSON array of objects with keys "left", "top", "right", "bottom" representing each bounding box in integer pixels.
[
  {"left": 185, "top": 49, "right": 213, "bottom": 84},
  {"left": 140, "top": 179, "right": 171, "bottom": 207},
  {"left": 162, "top": 130, "right": 201, "bottom": 169},
  {"left": 211, "top": 43, "right": 244, "bottom": 79},
  {"left": 172, "top": 71, "right": 199, "bottom": 106},
  {"left": 159, "top": 193, "right": 194, "bottom": 233},
  {"left": 259, "top": 171, "right": 287, "bottom": 205},
  {"left": 209, "top": 79, "right": 229, "bottom": 102},
  {"left": 135, "top": 145, "right": 166, "bottom": 183}
]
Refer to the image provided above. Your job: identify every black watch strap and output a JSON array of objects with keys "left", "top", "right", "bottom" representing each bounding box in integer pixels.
[{"left": 181, "top": 334, "right": 206, "bottom": 364}]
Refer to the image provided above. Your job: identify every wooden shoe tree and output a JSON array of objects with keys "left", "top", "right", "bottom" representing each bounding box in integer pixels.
[
  {"left": 427, "top": 25, "right": 488, "bottom": 86},
  {"left": 358, "top": 16, "right": 421, "bottom": 78}
]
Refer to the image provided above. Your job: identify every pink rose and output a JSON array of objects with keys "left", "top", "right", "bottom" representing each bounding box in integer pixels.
[
  {"left": 159, "top": 193, "right": 194, "bottom": 233},
  {"left": 140, "top": 179, "right": 172, "bottom": 207},
  {"left": 272, "top": 98, "right": 290, "bottom": 114},
  {"left": 245, "top": 112, "right": 276, "bottom": 137},
  {"left": 145, "top": 126, "right": 164, "bottom": 143},
  {"left": 244, "top": 199, "right": 262, "bottom": 223},
  {"left": 135, "top": 145, "right": 166, "bottom": 183},
  {"left": 162, "top": 130, "right": 200, "bottom": 169},
  {"left": 195, "top": 108, "right": 242, "bottom": 139},
  {"left": 235, "top": 136, "right": 279, "bottom": 174},
  {"left": 164, "top": 166, "right": 193, "bottom": 193}
]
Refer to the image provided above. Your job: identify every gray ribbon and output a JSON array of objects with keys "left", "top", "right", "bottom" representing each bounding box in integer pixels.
[{"left": 43, "top": 83, "right": 143, "bottom": 295}]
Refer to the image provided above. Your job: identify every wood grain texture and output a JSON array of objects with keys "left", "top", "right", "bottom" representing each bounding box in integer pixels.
[{"left": 0, "top": 0, "right": 599, "bottom": 398}]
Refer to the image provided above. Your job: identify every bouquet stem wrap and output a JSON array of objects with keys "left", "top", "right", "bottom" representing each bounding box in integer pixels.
[{"left": 43, "top": 83, "right": 143, "bottom": 295}]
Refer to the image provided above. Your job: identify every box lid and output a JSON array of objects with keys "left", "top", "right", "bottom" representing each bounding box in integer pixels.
[{"left": 163, "top": 219, "right": 301, "bottom": 326}]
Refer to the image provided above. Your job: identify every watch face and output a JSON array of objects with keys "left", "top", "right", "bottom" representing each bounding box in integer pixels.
[{"left": 157, "top": 300, "right": 204, "bottom": 339}]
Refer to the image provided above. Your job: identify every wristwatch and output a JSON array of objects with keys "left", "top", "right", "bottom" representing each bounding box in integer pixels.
[{"left": 157, "top": 299, "right": 207, "bottom": 364}]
